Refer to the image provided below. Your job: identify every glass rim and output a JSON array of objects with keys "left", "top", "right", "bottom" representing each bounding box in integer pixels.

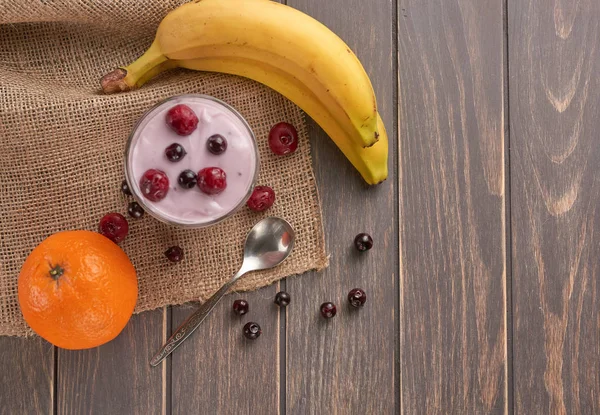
[{"left": 123, "top": 94, "right": 260, "bottom": 229}]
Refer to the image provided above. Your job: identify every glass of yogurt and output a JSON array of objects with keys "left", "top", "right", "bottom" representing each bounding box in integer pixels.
[{"left": 124, "top": 94, "right": 259, "bottom": 228}]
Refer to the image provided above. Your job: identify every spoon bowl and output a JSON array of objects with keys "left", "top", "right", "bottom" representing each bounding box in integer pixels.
[{"left": 239, "top": 217, "right": 295, "bottom": 274}]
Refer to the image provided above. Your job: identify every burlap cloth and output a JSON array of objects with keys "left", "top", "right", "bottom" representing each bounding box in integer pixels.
[{"left": 0, "top": 0, "right": 327, "bottom": 337}]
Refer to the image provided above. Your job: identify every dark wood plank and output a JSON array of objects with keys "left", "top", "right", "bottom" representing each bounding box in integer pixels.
[
  {"left": 398, "top": 0, "right": 507, "bottom": 412},
  {"left": 0, "top": 337, "right": 53, "bottom": 414},
  {"left": 508, "top": 0, "right": 600, "bottom": 413},
  {"left": 57, "top": 309, "right": 166, "bottom": 415},
  {"left": 171, "top": 285, "right": 280, "bottom": 414},
  {"left": 284, "top": 0, "right": 396, "bottom": 413}
]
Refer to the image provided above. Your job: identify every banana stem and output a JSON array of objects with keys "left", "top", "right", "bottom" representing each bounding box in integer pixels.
[
  {"left": 100, "top": 41, "right": 167, "bottom": 93},
  {"left": 134, "top": 59, "right": 180, "bottom": 88},
  {"left": 125, "top": 41, "right": 168, "bottom": 86}
]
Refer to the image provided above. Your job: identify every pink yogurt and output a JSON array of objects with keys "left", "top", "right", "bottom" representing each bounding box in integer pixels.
[{"left": 125, "top": 95, "right": 259, "bottom": 227}]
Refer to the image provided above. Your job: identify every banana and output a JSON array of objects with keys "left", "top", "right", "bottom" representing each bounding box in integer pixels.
[
  {"left": 102, "top": 0, "right": 379, "bottom": 148},
  {"left": 100, "top": 0, "right": 389, "bottom": 184}
]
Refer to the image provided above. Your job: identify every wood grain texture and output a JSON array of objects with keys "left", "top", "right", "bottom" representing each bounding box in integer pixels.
[
  {"left": 57, "top": 309, "right": 166, "bottom": 415},
  {"left": 284, "top": 0, "right": 396, "bottom": 413},
  {"left": 0, "top": 337, "right": 53, "bottom": 415},
  {"left": 170, "top": 286, "right": 280, "bottom": 414},
  {"left": 508, "top": 0, "right": 600, "bottom": 413},
  {"left": 398, "top": 0, "right": 506, "bottom": 412}
]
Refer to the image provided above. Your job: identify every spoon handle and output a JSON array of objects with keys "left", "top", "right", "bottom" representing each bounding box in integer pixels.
[{"left": 150, "top": 278, "right": 238, "bottom": 366}]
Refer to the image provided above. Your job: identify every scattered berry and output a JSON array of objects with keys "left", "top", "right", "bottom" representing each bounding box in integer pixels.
[
  {"left": 348, "top": 288, "right": 367, "bottom": 308},
  {"left": 165, "top": 246, "right": 184, "bottom": 263},
  {"left": 320, "top": 302, "right": 337, "bottom": 319},
  {"left": 165, "top": 143, "right": 187, "bottom": 162},
  {"left": 165, "top": 104, "right": 198, "bottom": 136},
  {"left": 178, "top": 169, "right": 198, "bottom": 189},
  {"left": 268, "top": 122, "right": 298, "bottom": 155},
  {"left": 121, "top": 180, "right": 132, "bottom": 196},
  {"left": 139, "top": 169, "right": 169, "bottom": 202},
  {"left": 207, "top": 134, "right": 228, "bottom": 155},
  {"left": 98, "top": 213, "right": 129, "bottom": 244},
  {"left": 243, "top": 322, "right": 261, "bottom": 340},
  {"left": 233, "top": 299, "right": 249, "bottom": 316},
  {"left": 247, "top": 186, "right": 275, "bottom": 212},
  {"left": 274, "top": 291, "right": 291, "bottom": 307},
  {"left": 197, "top": 167, "right": 227, "bottom": 195},
  {"left": 127, "top": 201, "right": 144, "bottom": 219},
  {"left": 354, "top": 233, "right": 373, "bottom": 252}
]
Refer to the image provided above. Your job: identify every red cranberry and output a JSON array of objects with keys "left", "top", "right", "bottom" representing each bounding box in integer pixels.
[
  {"left": 233, "top": 299, "right": 249, "bottom": 316},
  {"left": 165, "top": 143, "right": 187, "bottom": 162},
  {"left": 178, "top": 170, "right": 197, "bottom": 189},
  {"left": 165, "top": 104, "right": 198, "bottom": 136},
  {"left": 247, "top": 186, "right": 275, "bottom": 211},
  {"left": 127, "top": 201, "right": 144, "bottom": 219},
  {"left": 243, "top": 322, "right": 261, "bottom": 340},
  {"left": 139, "top": 169, "right": 169, "bottom": 202},
  {"left": 348, "top": 288, "right": 367, "bottom": 308},
  {"left": 207, "top": 134, "right": 228, "bottom": 155},
  {"left": 98, "top": 213, "right": 129, "bottom": 244},
  {"left": 320, "top": 302, "right": 337, "bottom": 319},
  {"left": 165, "top": 246, "right": 184, "bottom": 263},
  {"left": 197, "top": 167, "right": 227, "bottom": 195},
  {"left": 354, "top": 233, "right": 373, "bottom": 252},
  {"left": 121, "top": 180, "right": 132, "bottom": 196},
  {"left": 274, "top": 291, "right": 290, "bottom": 307},
  {"left": 268, "top": 122, "right": 298, "bottom": 155}
]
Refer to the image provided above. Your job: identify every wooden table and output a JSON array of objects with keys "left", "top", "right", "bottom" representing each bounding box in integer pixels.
[{"left": 2, "top": 0, "right": 599, "bottom": 413}]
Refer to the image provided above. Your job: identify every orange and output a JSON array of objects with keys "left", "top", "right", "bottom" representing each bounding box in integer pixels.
[{"left": 18, "top": 230, "right": 138, "bottom": 349}]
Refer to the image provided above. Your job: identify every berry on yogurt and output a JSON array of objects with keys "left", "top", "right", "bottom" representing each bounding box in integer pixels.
[
  {"left": 197, "top": 167, "right": 227, "bottom": 195},
  {"left": 165, "top": 143, "right": 187, "bottom": 162},
  {"left": 166, "top": 104, "right": 199, "bottom": 136},
  {"left": 207, "top": 134, "right": 228, "bottom": 155},
  {"left": 178, "top": 169, "right": 198, "bottom": 189},
  {"left": 139, "top": 169, "right": 169, "bottom": 202}
]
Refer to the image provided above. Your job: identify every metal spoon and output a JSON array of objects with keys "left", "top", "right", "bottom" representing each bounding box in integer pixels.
[{"left": 150, "top": 217, "right": 295, "bottom": 367}]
